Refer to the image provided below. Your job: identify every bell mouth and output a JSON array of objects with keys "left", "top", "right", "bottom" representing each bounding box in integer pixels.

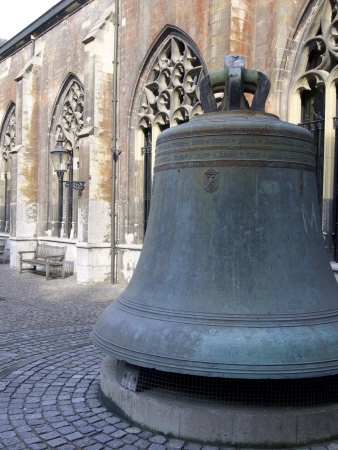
[{"left": 92, "top": 300, "right": 338, "bottom": 380}]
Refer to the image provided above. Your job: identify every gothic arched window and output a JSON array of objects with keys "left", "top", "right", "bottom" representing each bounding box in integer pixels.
[
  {"left": 49, "top": 76, "right": 84, "bottom": 238},
  {"left": 137, "top": 34, "right": 205, "bottom": 236},
  {"left": 291, "top": 0, "right": 338, "bottom": 259},
  {"left": 0, "top": 103, "right": 15, "bottom": 234}
]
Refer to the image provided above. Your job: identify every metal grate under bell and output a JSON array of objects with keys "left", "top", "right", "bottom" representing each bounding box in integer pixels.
[{"left": 130, "top": 365, "right": 338, "bottom": 407}]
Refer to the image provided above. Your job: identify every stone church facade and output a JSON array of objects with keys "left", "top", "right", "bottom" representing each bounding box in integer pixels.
[{"left": 0, "top": 0, "right": 337, "bottom": 284}]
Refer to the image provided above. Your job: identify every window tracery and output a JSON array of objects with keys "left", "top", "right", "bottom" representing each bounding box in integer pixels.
[
  {"left": 1, "top": 106, "right": 16, "bottom": 162},
  {"left": 293, "top": 0, "right": 338, "bottom": 258},
  {"left": 50, "top": 78, "right": 84, "bottom": 239},
  {"left": 138, "top": 36, "right": 204, "bottom": 128},
  {"left": 0, "top": 104, "right": 15, "bottom": 233},
  {"left": 137, "top": 35, "right": 205, "bottom": 236},
  {"left": 54, "top": 80, "right": 84, "bottom": 153},
  {"left": 296, "top": 0, "right": 337, "bottom": 91}
]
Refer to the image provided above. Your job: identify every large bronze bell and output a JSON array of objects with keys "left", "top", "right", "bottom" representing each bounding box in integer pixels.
[{"left": 93, "top": 57, "right": 338, "bottom": 380}]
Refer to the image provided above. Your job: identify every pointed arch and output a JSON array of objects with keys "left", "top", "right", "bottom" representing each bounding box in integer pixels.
[
  {"left": 276, "top": 0, "right": 326, "bottom": 120},
  {"left": 130, "top": 25, "right": 207, "bottom": 130},
  {"left": 127, "top": 26, "right": 206, "bottom": 240},
  {"left": 49, "top": 73, "right": 84, "bottom": 153},
  {"left": 0, "top": 101, "right": 16, "bottom": 153},
  {"left": 0, "top": 101, "right": 16, "bottom": 233},
  {"left": 47, "top": 73, "right": 84, "bottom": 238},
  {"left": 286, "top": 0, "right": 338, "bottom": 260}
]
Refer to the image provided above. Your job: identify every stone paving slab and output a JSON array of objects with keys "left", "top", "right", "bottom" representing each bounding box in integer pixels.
[{"left": 0, "top": 264, "right": 338, "bottom": 449}]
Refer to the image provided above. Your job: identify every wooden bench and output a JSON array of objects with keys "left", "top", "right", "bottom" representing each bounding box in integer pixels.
[
  {"left": 0, "top": 239, "right": 6, "bottom": 264},
  {"left": 19, "top": 243, "right": 66, "bottom": 280}
]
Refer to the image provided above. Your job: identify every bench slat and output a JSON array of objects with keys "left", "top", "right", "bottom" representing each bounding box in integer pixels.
[
  {"left": 0, "top": 239, "right": 6, "bottom": 263},
  {"left": 21, "top": 258, "right": 63, "bottom": 266}
]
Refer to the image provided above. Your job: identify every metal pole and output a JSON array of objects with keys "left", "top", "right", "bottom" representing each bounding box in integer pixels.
[
  {"left": 111, "top": 0, "right": 120, "bottom": 284},
  {"left": 4, "top": 171, "right": 7, "bottom": 232},
  {"left": 57, "top": 170, "right": 64, "bottom": 238},
  {"left": 143, "top": 148, "right": 148, "bottom": 236},
  {"left": 67, "top": 154, "right": 73, "bottom": 238},
  {"left": 334, "top": 124, "right": 338, "bottom": 262},
  {"left": 142, "top": 131, "right": 152, "bottom": 237}
]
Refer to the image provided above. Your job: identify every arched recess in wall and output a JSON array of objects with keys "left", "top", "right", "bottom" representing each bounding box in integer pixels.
[
  {"left": 48, "top": 74, "right": 84, "bottom": 239},
  {"left": 130, "top": 26, "right": 207, "bottom": 240},
  {"left": 0, "top": 102, "right": 16, "bottom": 234},
  {"left": 288, "top": 0, "right": 338, "bottom": 260}
]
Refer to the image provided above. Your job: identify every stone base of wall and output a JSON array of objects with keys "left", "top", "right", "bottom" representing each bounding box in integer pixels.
[
  {"left": 76, "top": 243, "right": 111, "bottom": 284},
  {"left": 10, "top": 237, "right": 77, "bottom": 277},
  {"left": 38, "top": 237, "right": 77, "bottom": 276},
  {"left": 7, "top": 237, "right": 111, "bottom": 283},
  {"left": 116, "top": 245, "right": 142, "bottom": 284},
  {"left": 9, "top": 237, "right": 37, "bottom": 268}
]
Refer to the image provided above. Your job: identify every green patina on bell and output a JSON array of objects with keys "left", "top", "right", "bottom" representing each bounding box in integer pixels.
[{"left": 93, "top": 56, "right": 338, "bottom": 379}]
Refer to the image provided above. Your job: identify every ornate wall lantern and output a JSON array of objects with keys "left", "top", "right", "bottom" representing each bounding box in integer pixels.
[{"left": 50, "top": 133, "right": 71, "bottom": 172}]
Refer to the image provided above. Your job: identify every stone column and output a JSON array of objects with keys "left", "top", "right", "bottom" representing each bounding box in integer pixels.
[
  {"left": 77, "top": 9, "right": 114, "bottom": 283},
  {"left": 10, "top": 55, "right": 41, "bottom": 266}
]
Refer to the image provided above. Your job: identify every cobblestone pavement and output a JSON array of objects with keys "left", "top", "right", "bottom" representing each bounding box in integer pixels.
[{"left": 1, "top": 265, "right": 338, "bottom": 450}]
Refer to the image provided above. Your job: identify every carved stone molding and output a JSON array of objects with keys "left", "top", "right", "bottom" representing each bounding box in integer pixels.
[
  {"left": 15, "top": 54, "right": 42, "bottom": 82},
  {"left": 295, "top": 69, "right": 328, "bottom": 93},
  {"left": 49, "top": 78, "right": 84, "bottom": 239},
  {"left": 54, "top": 80, "right": 84, "bottom": 152},
  {"left": 82, "top": 8, "right": 113, "bottom": 45},
  {"left": 296, "top": 0, "right": 338, "bottom": 88},
  {"left": 1, "top": 105, "right": 16, "bottom": 162},
  {"left": 138, "top": 36, "right": 205, "bottom": 130},
  {"left": 0, "top": 104, "right": 15, "bottom": 233}
]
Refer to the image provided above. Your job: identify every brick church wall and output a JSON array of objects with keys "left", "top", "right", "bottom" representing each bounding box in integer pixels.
[{"left": 1, "top": 0, "right": 332, "bottom": 283}]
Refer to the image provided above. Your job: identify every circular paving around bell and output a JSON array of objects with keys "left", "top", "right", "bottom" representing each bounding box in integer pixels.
[{"left": 0, "top": 265, "right": 338, "bottom": 450}]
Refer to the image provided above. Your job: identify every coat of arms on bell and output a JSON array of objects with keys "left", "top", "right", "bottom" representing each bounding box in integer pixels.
[{"left": 204, "top": 167, "right": 220, "bottom": 192}]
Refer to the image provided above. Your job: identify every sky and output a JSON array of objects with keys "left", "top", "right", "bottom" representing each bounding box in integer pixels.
[{"left": 1, "top": 0, "right": 60, "bottom": 41}]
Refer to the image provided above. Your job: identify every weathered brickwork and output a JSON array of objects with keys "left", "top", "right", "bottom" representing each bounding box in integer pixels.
[
  {"left": 0, "top": 0, "right": 114, "bottom": 283},
  {"left": 115, "top": 0, "right": 326, "bottom": 283},
  {"left": 229, "top": 0, "right": 254, "bottom": 68},
  {"left": 0, "top": 0, "right": 336, "bottom": 283}
]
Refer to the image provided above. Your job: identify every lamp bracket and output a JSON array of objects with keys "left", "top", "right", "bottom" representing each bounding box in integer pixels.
[{"left": 64, "top": 180, "right": 86, "bottom": 191}]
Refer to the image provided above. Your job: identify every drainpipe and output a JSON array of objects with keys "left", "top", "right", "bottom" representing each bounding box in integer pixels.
[
  {"left": 111, "top": 0, "right": 121, "bottom": 284},
  {"left": 31, "top": 35, "right": 36, "bottom": 57}
]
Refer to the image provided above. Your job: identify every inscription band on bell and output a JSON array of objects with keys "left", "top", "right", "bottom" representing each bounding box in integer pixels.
[
  {"left": 154, "top": 160, "right": 316, "bottom": 173},
  {"left": 155, "top": 135, "right": 316, "bottom": 170}
]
